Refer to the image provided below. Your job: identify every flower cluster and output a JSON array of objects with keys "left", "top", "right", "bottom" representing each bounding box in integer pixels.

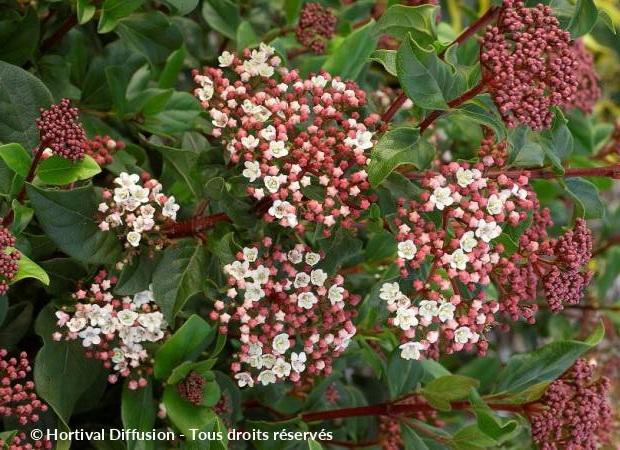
[
  {"left": 36, "top": 98, "right": 87, "bottom": 161},
  {"left": 479, "top": 0, "right": 578, "bottom": 130},
  {"left": 84, "top": 134, "right": 125, "bottom": 166},
  {"left": 0, "top": 349, "right": 48, "bottom": 426},
  {"left": 383, "top": 160, "right": 534, "bottom": 358},
  {"left": 0, "top": 222, "right": 20, "bottom": 295},
  {"left": 192, "top": 43, "right": 381, "bottom": 233},
  {"left": 570, "top": 39, "right": 601, "bottom": 114},
  {"left": 96, "top": 172, "right": 179, "bottom": 249},
  {"left": 177, "top": 371, "right": 205, "bottom": 406},
  {"left": 54, "top": 271, "right": 167, "bottom": 387},
  {"left": 294, "top": 3, "right": 337, "bottom": 54},
  {"left": 529, "top": 358, "right": 612, "bottom": 449},
  {"left": 210, "top": 239, "right": 359, "bottom": 387}
]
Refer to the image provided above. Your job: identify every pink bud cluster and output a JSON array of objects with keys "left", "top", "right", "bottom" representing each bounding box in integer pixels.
[
  {"left": 191, "top": 44, "right": 381, "bottom": 233},
  {"left": 0, "top": 349, "right": 48, "bottom": 426},
  {"left": 84, "top": 135, "right": 125, "bottom": 166},
  {"left": 209, "top": 238, "right": 359, "bottom": 387},
  {"left": 479, "top": 0, "right": 578, "bottom": 130},
  {"left": 529, "top": 358, "right": 612, "bottom": 449},
  {"left": 97, "top": 172, "right": 179, "bottom": 250},
  {"left": 295, "top": 3, "right": 337, "bottom": 54},
  {"left": 53, "top": 271, "right": 166, "bottom": 388},
  {"left": 36, "top": 99, "right": 87, "bottom": 161},
  {"left": 384, "top": 159, "right": 533, "bottom": 359},
  {"left": 176, "top": 371, "right": 205, "bottom": 406},
  {"left": 0, "top": 222, "right": 20, "bottom": 295},
  {"left": 570, "top": 39, "right": 601, "bottom": 114}
]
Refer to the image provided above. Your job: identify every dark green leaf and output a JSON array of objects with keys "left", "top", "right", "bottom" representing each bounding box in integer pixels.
[
  {"left": 0, "top": 143, "right": 30, "bottom": 177},
  {"left": 36, "top": 155, "right": 101, "bottom": 185},
  {"left": 201, "top": 0, "right": 241, "bottom": 40},
  {"left": 369, "top": 50, "right": 397, "bottom": 76},
  {"left": 98, "top": 0, "right": 146, "bottom": 33},
  {"left": 122, "top": 377, "right": 156, "bottom": 450},
  {"left": 567, "top": 0, "right": 598, "bottom": 38},
  {"left": 373, "top": 4, "right": 437, "bottom": 46},
  {"left": 564, "top": 177, "right": 605, "bottom": 219},
  {"left": 322, "top": 21, "right": 377, "bottom": 80},
  {"left": 386, "top": 349, "right": 424, "bottom": 397}
]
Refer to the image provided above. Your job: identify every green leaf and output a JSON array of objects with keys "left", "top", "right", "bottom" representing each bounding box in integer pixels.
[
  {"left": 105, "top": 65, "right": 128, "bottom": 117},
  {"left": 153, "top": 242, "right": 208, "bottom": 322},
  {"left": 420, "top": 375, "right": 479, "bottom": 411},
  {"left": 539, "top": 111, "right": 573, "bottom": 172},
  {"left": 122, "top": 377, "right": 156, "bottom": 450},
  {"left": 511, "top": 141, "right": 545, "bottom": 167},
  {"left": 322, "top": 21, "right": 378, "bottom": 80},
  {"left": 451, "top": 424, "right": 498, "bottom": 449},
  {"left": 154, "top": 315, "right": 211, "bottom": 380},
  {"left": 369, "top": 50, "right": 397, "bottom": 76},
  {"left": 0, "top": 301, "right": 32, "bottom": 348},
  {"left": 201, "top": 0, "right": 241, "bottom": 40},
  {"left": 386, "top": 349, "right": 424, "bottom": 398},
  {"left": 284, "top": 0, "right": 302, "bottom": 25},
  {"left": 396, "top": 36, "right": 449, "bottom": 110},
  {"left": 36, "top": 155, "right": 101, "bottom": 185},
  {"left": 0, "top": 143, "right": 30, "bottom": 177},
  {"left": 140, "top": 92, "right": 202, "bottom": 135},
  {"left": 114, "top": 252, "right": 161, "bottom": 295},
  {"left": 159, "top": 45, "right": 186, "bottom": 89},
  {"left": 163, "top": 0, "right": 200, "bottom": 15},
  {"left": 34, "top": 305, "right": 108, "bottom": 422},
  {"left": 373, "top": 4, "right": 437, "bottom": 46},
  {"left": 10, "top": 250, "right": 49, "bottom": 286},
  {"left": 163, "top": 384, "right": 218, "bottom": 437},
  {"left": 77, "top": 0, "right": 97, "bottom": 24},
  {"left": 400, "top": 425, "right": 429, "bottom": 450},
  {"left": 494, "top": 322, "right": 604, "bottom": 393},
  {"left": 567, "top": 0, "right": 598, "bottom": 38},
  {"left": 564, "top": 177, "right": 605, "bottom": 220},
  {"left": 0, "top": 7, "right": 40, "bottom": 66},
  {"left": 26, "top": 183, "right": 122, "bottom": 264},
  {"left": 368, "top": 127, "right": 435, "bottom": 186},
  {"left": 236, "top": 21, "right": 260, "bottom": 52},
  {"left": 452, "top": 99, "right": 506, "bottom": 142},
  {"left": 469, "top": 390, "right": 519, "bottom": 443},
  {"left": 9, "top": 199, "right": 33, "bottom": 235},
  {"left": 0, "top": 61, "right": 53, "bottom": 148},
  {"left": 115, "top": 12, "right": 184, "bottom": 66},
  {"left": 98, "top": 0, "right": 146, "bottom": 33}
]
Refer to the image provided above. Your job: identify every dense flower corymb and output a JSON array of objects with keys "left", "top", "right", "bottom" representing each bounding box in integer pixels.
[
  {"left": 97, "top": 172, "right": 179, "bottom": 250},
  {"left": 84, "top": 134, "right": 125, "bottom": 166},
  {"left": 295, "top": 3, "right": 337, "bottom": 54},
  {"left": 0, "top": 222, "right": 20, "bottom": 295},
  {"left": 54, "top": 271, "right": 166, "bottom": 387},
  {"left": 192, "top": 43, "right": 381, "bottom": 232},
  {"left": 210, "top": 238, "right": 359, "bottom": 387},
  {"left": 479, "top": 0, "right": 578, "bottom": 130},
  {"left": 36, "top": 98, "right": 87, "bottom": 161}
]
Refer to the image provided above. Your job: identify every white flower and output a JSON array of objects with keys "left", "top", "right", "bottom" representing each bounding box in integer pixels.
[
  {"left": 287, "top": 249, "right": 303, "bottom": 264},
  {"left": 456, "top": 168, "right": 475, "bottom": 187},
  {"left": 115, "top": 172, "right": 140, "bottom": 187},
  {"left": 272, "top": 359, "right": 292, "bottom": 378},
  {"left": 393, "top": 308, "right": 419, "bottom": 330},
  {"left": 459, "top": 231, "right": 477, "bottom": 253},
  {"left": 98, "top": 203, "right": 109, "bottom": 213},
  {"left": 486, "top": 194, "right": 504, "bottom": 215},
  {"left": 218, "top": 51, "right": 234, "bottom": 67},
  {"left": 269, "top": 141, "right": 288, "bottom": 158},
  {"left": 260, "top": 125, "right": 276, "bottom": 141},
  {"left": 305, "top": 252, "right": 320, "bottom": 266},
  {"left": 225, "top": 260, "right": 250, "bottom": 280},
  {"left": 418, "top": 300, "right": 438, "bottom": 321},
  {"left": 379, "top": 282, "right": 401, "bottom": 304},
  {"left": 430, "top": 186, "right": 454, "bottom": 210},
  {"left": 297, "top": 292, "right": 318, "bottom": 309},
  {"left": 252, "top": 265, "right": 270, "bottom": 284},
  {"left": 244, "top": 282, "right": 265, "bottom": 302},
  {"left": 140, "top": 204, "right": 156, "bottom": 218},
  {"left": 310, "top": 269, "right": 327, "bottom": 286},
  {"left": 272, "top": 333, "right": 290, "bottom": 355},
  {"left": 399, "top": 341, "right": 424, "bottom": 360},
  {"left": 449, "top": 249, "right": 469, "bottom": 271},
  {"left": 394, "top": 292, "right": 411, "bottom": 309},
  {"left": 243, "top": 247, "right": 258, "bottom": 262},
  {"left": 248, "top": 342, "right": 263, "bottom": 356},
  {"left": 331, "top": 80, "right": 346, "bottom": 92},
  {"left": 242, "top": 161, "right": 261, "bottom": 182},
  {"left": 210, "top": 109, "right": 228, "bottom": 127},
  {"left": 67, "top": 317, "right": 87, "bottom": 332},
  {"left": 111, "top": 348, "right": 125, "bottom": 363},
  {"left": 264, "top": 176, "right": 281, "bottom": 193},
  {"left": 252, "top": 105, "right": 272, "bottom": 122},
  {"left": 294, "top": 272, "right": 310, "bottom": 288},
  {"left": 397, "top": 240, "right": 417, "bottom": 260},
  {"left": 260, "top": 354, "right": 276, "bottom": 369},
  {"left": 133, "top": 289, "right": 154, "bottom": 307},
  {"left": 162, "top": 196, "right": 180, "bottom": 220},
  {"left": 241, "top": 135, "right": 260, "bottom": 150},
  {"left": 344, "top": 130, "right": 374, "bottom": 150},
  {"left": 126, "top": 231, "right": 141, "bottom": 247},
  {"left": 291, "top": 352, "right": 307, "bottom": 372},
  {"left": 310, "top": 75, "right": 328, "bottom": 88},
  {"left": 137, "top": 312, "right": 165, "bottom": 333},
  {"left": 79, "top": 326, "right": 102, "bottom": 347},
  {"left": 117, "top": 310, "right": 139, "bottom": 327},
  {"left": 328, "top": 285, "right": 344, "bottom": 305},
  {"left": 475, "top": 219, "right": 502, "bottom": 243},
  {"left": 454, "top": 326, "right": 473, "bottom": 344},
  {"left": 235, "top": 372, "right": 254, "bottom": 388},
  {"left": 257, "top": 370, "right": 276, "bottom": 385},
  {"left": 268, "top": 199, "right": 292, "bottom": 219},
  {"left": 437, "top": 302, "right": 456, "bottom": 322}
]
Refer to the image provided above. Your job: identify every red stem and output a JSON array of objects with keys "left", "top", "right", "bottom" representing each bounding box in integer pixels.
[
  {"left": 381, "top": 92, "right": 408, "bottom": 123},
  {"left": 41, "top": 14, "right": 78, "bottom": 54},
  {"left": 4, "top": 145, "right": 47, "bottom": 226},
  {"left": 162, "top": 213, "right": 231, "bottom": 239},
  {"left": 418, "top": 81, "right": 486, "bottom": 132}
]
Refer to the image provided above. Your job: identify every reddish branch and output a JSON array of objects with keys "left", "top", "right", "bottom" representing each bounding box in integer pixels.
[
  {"left": 418, "top": 81, "right": 486, "bottom": 132},
  {"left": 41, "top": 14, "right": 78, "bottom": 54},
  {"left": 381, "top": 5, "right": 500, "bottom": 123},
  {"left": 162, "top": 213, "right": 230, "bottom": 239}
]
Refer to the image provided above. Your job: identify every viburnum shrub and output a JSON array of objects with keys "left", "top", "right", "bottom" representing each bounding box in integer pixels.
[{"left": 0, "top": 0, "right": 619, "bottom": 449}]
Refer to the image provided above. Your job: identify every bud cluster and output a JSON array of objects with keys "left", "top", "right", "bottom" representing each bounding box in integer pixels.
[
  {"left": 294, "top": 3, "right": 337, "bottom": 54},
  {"left": 0, "top": 222, "right": 20, "bottom": 295},
  {"left": 209, "top": 238, "right": 359, "bottom": 387},
  {"left": 36, "top": 99, "right": 87, "bottom": 161},
  {"left": 84, "top": 135, "right": 125, "bottom": 166}
]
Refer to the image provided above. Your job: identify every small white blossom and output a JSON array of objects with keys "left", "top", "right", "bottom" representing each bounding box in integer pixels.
[
  {"left": 235, "top": 372, "right": 254, "bottom": 387},
  {"left": 272, "top": 359, "right": 292, "bottom": 378},
  {"left": 397, "top": 240, "right": 417, "bottom": 260},
  {"left": 393, "top": 308, "right": 419, "bottom": 330},
  {"left": 269, "top": 141, "right": 288, "bottom": 158},
  {"left": 454, "top": 326, "right": 473, "bottom": 344},
  {"left": 449, "top": 249, "right": 469, "bottom": 271},
  {"left": 456, "top": 168, "right": 475, "bottom": 187},
  {"left": 437, "top": 302, "right": 456, "bottom": 322},
  {"left": 459, "top": 231, "right": 478, "bottom": 253},
  {"left": 126, "top": 231, "right": 141, "bottom": 247},
  {"left": 475, "top": 219, "right": 502, "bottom": 243},
  {"left": 310, "top": 269, "right": 327, "bottom": 286},
  {"left": 117, "top": 310, "right": 139, "bottom": 327},
  {"left": 218, "top": 51, "right": 234, "bottom": 67},
  {"left": 294, "top": 272, "right": 310, "bottom": 288},
  {"left": 257, "top": 370, "right": 276, "bottom": 386},
  {"left": 225, "top": 260, "right": 250, "bottom": 280},
  {"left": 272, "top": 333, "right": 291, "bottom": 354},
  {"left": 418, "top": 300, "right": 438, "bottom": 321},
  {"left": 305, "top": 252, "right": 320, "bottom": 266},
  {"left": 297, "top": 292, "right": 318, "bottom": 309},
  {"left": 430, "top": 186, "right": 454, "bottom": 210},
  {"left": 399, "top": 341, "right": 424, "bottom": 360},
  {"left": 79, "top": 326, "right": 102, "bottom": 347},
  {"left": 291, "top": 352, "right": 307, "bottom": 372},
  {"left": 264, "top": 176, "right": 281, "bottom": 193},
  {"left": 242, "top": 161, "right": 261, "bottom": 181},
  {"left": 328, "top": 285, "right": 344, "bottom": 305},
  {"left": 486, "top": 194, "right": 504, "bottom": 215},
  {"left": 243, "top": 247, "right": 258, "bottom": 262}
]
